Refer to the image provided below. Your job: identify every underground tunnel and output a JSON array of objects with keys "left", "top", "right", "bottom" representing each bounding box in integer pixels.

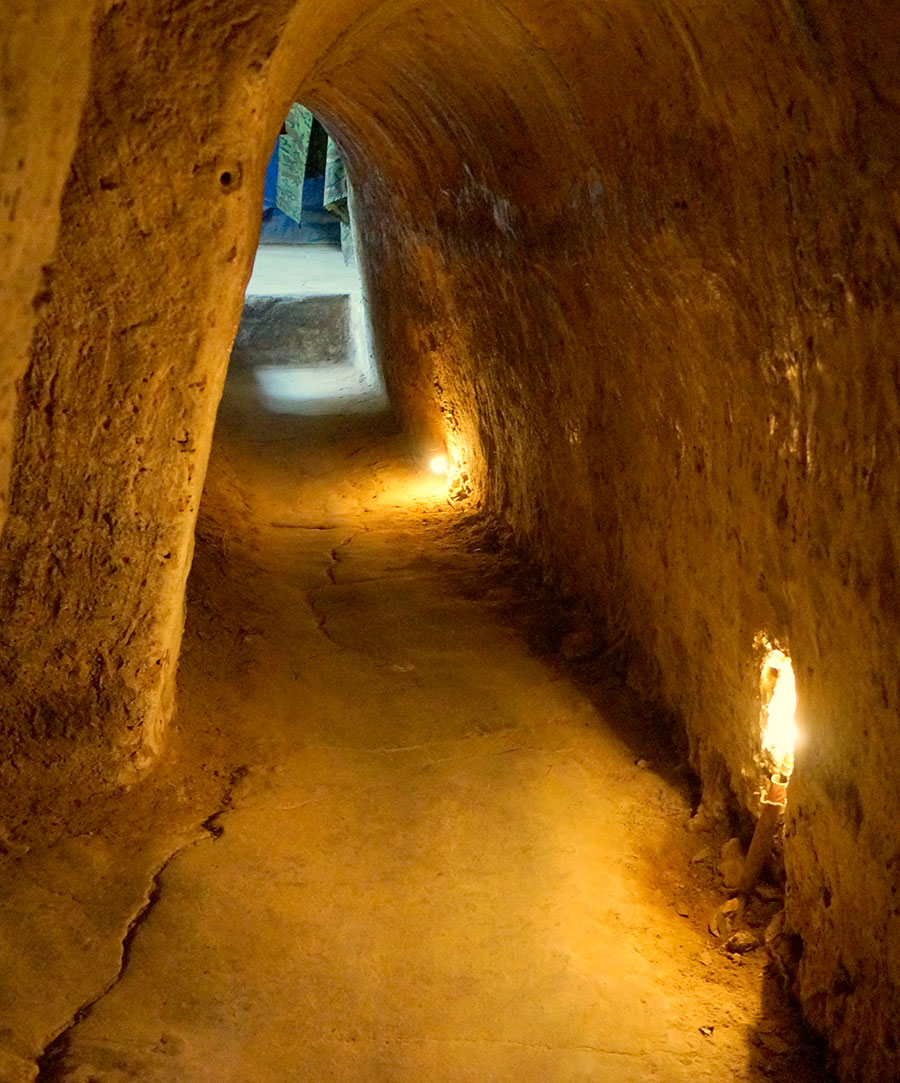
[{"left": 1, "top": 1, "right": 900, "bottom": 1080}]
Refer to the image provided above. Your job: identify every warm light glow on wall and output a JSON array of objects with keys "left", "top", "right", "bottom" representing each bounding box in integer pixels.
[
  {"left": 424, "top": 429, "right": 472, "bottom": 502},
  {"left": 760, "top": 646, "right": 798, "bottom": 776}
]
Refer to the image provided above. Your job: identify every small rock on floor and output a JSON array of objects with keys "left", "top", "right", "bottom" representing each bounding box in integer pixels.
[{"left": 725, "top": 929, "right": 761, "bottom": 955}]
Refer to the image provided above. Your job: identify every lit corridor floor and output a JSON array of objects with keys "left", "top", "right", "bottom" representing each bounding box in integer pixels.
[
  {"left": 7, "top": 372, "right": 827, "bottom": 1082},
  {"left": 246, "top": 244, "right": 362, "bottom": 299}
]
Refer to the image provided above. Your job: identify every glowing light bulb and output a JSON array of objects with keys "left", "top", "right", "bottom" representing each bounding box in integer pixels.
[
  {"left": 761, "top": 649, "right": 798, "bottom": 774},
  {"left": 429, "top": 455, "right": 449, "bottom": 475}
]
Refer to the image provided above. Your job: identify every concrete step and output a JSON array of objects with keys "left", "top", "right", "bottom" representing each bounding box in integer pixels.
[{"left": 231, "top": 295, "right": 351, "bottom": 368}]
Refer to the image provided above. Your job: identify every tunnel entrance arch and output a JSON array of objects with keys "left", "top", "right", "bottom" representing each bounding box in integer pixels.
[{"left": 229, "top": 104, "right": 385, "bottom": 419}]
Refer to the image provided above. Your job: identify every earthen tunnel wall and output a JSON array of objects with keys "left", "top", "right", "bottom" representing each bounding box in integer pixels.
[
  {"left": 315, "top": 6, "right": 900, "bottom": 1074},
  {"left": 0, "top": 2, "right": 898, "bottom": 1077}
]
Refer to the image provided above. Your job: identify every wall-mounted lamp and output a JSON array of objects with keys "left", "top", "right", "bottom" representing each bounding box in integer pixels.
[
  {"left": 423, "top": 437, "right": 471, "bottom": 502},
  {"left": 739, "top": 646, "right": 798, "bottom": 895},
  {"left": 760, "top": 647, "right": 797, "bottom": 778}
]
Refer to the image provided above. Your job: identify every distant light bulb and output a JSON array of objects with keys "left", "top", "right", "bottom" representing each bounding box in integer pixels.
[{"left": 429, "top": 455, "right": 449, "bottom": 475}]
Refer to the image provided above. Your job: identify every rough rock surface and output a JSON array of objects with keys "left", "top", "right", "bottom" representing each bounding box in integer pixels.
[
  {"left": 0, "top": 1, "right": 93, "bottom": 522},
  {"left": 0, "top": 2, "right": 898, "bottom": 1078}
]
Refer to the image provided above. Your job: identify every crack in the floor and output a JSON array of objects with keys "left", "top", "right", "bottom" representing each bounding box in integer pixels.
[
  {"left": 306, "top": 532, "right": 360, "bottom": 643},
  {"left": 294, "top": 730, "right": 540, "bottom": 755},
  {"left": 306, "top": 587, "right": 340, "bottom": 646},
  {"left": 325, "top": 532, "right": 356, "bottom": 586},
  {"left": 266, "top": 745, "right": 547, "bottom": 812},
  {"left": 270, "top": 522, "right": 340, "bottom": 530},
  {"left": 300, "top": 1033, "right": 680, "bottom": 1057},
  {"left": 32, "top": 766, "right": 250, "bottom": 1082}
]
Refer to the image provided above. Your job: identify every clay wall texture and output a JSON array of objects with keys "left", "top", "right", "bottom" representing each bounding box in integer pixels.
[
  {"left": 0, "top": 2, "right": 94, "bottom": 524},
  {"left": 0, "top": 1, "right": 898, "bottom": 1078}
]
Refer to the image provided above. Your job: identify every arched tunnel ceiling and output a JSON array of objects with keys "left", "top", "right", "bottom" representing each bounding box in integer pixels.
[{"left": 295, "top": 0, "right": 598, "bottom": 229}]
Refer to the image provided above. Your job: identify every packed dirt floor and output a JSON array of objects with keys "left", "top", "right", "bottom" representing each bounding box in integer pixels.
[{"left": 0, "top": 356, "right": 831, "bottom": 1082}]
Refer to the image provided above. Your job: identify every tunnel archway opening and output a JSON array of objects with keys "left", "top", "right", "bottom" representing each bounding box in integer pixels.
[{"left": 231, "top": 103, "right": 386, "bottom": 419}]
